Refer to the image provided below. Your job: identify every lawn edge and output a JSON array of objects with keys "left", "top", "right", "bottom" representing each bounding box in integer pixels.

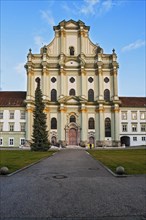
[
  {"left": 6, "top": 151, "right": 57, "bottom": 177},
  {"left": 86, "top": 151, "right": 146, "bottom": 178}
]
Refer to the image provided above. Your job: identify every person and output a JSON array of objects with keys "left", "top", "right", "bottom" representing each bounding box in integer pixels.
[{"left": 89, "top": 143, "right": 92, "bottom": 149}]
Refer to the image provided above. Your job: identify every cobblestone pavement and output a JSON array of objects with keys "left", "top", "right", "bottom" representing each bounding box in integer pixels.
[{"left": 0, "top": 149, "right": 146, "bottom": 220}]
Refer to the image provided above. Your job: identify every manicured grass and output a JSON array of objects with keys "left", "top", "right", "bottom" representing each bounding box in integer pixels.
[
  {"left": 87, "top": 149, "right": 146, "bottom": 175},
  {"left": 0, "top": 150, "right": 56, "bottom": 174}
]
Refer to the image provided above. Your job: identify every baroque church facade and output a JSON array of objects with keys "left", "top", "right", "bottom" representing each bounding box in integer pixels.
[
  {"left": 0, "top": 20, "right": 146, "bottom": 148},
  {"left": 25, "top": 19, "right": 121, "bottom": 147}
]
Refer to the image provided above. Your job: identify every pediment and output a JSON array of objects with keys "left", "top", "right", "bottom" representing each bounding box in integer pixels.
[
  {"left": 58, "top": 95, "right": 87, "bottom": 104},
  {"left": 65, "top": 20, "right": 79, "bottom": 28}
]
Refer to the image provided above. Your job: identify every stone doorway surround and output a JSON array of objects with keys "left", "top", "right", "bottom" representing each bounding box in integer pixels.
[{"left": 65, "top": 122, "right": 81, "bottom": 146}]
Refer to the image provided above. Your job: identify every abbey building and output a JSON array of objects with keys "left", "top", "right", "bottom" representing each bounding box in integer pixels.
[{"left": 0, "top": 20, "right": 146, "bottom": 148}]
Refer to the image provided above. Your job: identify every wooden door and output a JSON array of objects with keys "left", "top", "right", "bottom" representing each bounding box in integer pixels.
[{"left": 69, "top": 128, "right": 77, "bottom": 145}]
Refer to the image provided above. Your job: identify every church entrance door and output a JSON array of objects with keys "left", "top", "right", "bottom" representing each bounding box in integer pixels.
[{"left": 69, "top": 128, "right": 77, "bottom": 145}]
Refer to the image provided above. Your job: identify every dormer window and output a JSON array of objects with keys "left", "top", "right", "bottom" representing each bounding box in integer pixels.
[{"left": 69, "top": 46, "right": 74, "bottom": 56}]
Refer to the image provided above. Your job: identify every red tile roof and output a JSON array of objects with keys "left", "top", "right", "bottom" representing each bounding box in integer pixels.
[
  {"left": 119, "top": 97, "right": 146, "bottom": 107},
  {"left": 0, "top": 91, "right": 26, "bottom": 107}
]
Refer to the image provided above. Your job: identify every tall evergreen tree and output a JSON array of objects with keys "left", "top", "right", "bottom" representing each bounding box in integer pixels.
[{"left": 31, "top": 77, "right": 50, "bottom": 151}]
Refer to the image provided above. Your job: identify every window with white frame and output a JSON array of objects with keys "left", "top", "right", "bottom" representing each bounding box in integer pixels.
[
  {"left": 21, "top": 111, "right": 25, "bottom": 119},
  {"left": 142, "top": 137, "right": 146, "bottom": 141},
  {"left": 0, "top": 111, "right": 3, "bottom": 119},
  {"left": 133, "top": 137, "right": 137, "bottom": 141},
  {"left": 122, "top": 124, "right": 127, "bottom": 132},
  {"left": 9, "top": 111, "right": 14, "bottom": 119},
  {"left": 9, "top": 124, "right": 14, "bottom": 131},
  {"left": 131, "top": 112, "right": 137, "bottom": 120},
  {"left": 140, "top": 112, "right": 146, "bottom": 120},
  {"left": 20, "top": 123, "right": 25, "bottom": 132},
  {"left": 141, "top": 124, "right": 146, "bottom": 132},
  {"left": 0, "top": 123, "right": 3, "bottom": 131},
  {"left": 132, "top": 124, "right": 137, "bottom": 132},
  {"left": 0, "top": 138, "right": 3, "bottom": 146},
  {"left": 121, "top": 111, "right": 127, "bottom": 120},
  {"left": 9, "top": 138, "right": 14, "bottom": 146},
  {"left": 20, "top": 138, "right": 25, "bottom": 145}
]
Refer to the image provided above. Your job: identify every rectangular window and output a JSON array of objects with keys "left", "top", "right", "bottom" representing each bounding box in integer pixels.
[
  {"left": 132, "top": 124, "right": 137, "bottom": 132},
  {"left": 0, "top": 111, "right": 3, "bottom": 119},
  {"left": 133, "top": 137, "right": 137, "bottom": 141},
  {"left": 131, "top": 112, "right": 137, "bottom": 120},
  {"left": 140, "top": 112, "right": 146, "bottom": 120},
  {"left": 20, "top": 123, "right": 25, "bottom": 132},
  {"left": 122, "top": 124, "right": 127, "bottom": 132},
  {"left": 20, "top": 138, "right": 25, "bottom": 145},
  {"left": 0, "top": 138, "right": 3, "bottom": 146},
  {"left": 10, "top": 111, "right": 14, "bottom": 119},
  {"left": 0, "top": 123, "right": 3, "bottom": 131},
  {"left": 9, "top": 124, "right": 14, "bottom": 131},
  {"left": 9, "top": 138, "right": 14, "bottom": 146},
  {"left": 141, "top": 124, "right": 146, "bottom": 132},
  {"left": 121, "top": 111, "right": 127, "bottom": 120},
  {"left": 142, "top": 137, "right": 146, "bottom": 141},
  {"left": 21, "top": 111, "right": 25, "bottom": 119}
]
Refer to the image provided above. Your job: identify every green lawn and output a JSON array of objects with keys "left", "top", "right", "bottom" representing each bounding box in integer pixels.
[
  {"left": 87, "top": 149, "right": 146, "bottom": 175},
  {"left": 0, "top": 150, "right": 56, "bottom": 174}
]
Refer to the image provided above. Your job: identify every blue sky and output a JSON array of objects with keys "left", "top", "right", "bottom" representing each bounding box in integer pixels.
[{"left": 1, "top": 0, "right": 145, "bottom": 96}]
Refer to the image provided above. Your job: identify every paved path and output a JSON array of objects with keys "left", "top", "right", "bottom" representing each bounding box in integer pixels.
[{"left": 0, "top": 149, "right": 146, "bottom": 220}]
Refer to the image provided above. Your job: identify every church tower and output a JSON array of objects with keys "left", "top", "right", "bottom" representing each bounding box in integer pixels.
[{"left": 25, "top": 19, "right": 121, "bottom": 147}]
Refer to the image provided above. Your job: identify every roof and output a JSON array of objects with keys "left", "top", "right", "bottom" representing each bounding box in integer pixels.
[
  {"left": 0, "top": 92, "right": 145, "bottom": 108},
  {"left": 119, "top": 97, "right": 146, "bottom": 107},
  {"left": 0, "top": 91, "right": 26, "bottom": 107}
]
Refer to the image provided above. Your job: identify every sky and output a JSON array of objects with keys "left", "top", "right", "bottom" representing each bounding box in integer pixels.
[{"left": 0, "top": 0, "right": 145, "bottom": 97}]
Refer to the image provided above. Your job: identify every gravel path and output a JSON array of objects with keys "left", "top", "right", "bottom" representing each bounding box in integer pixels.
[{"left": 0, "top": 149, "right": 146, "bottom": 220}]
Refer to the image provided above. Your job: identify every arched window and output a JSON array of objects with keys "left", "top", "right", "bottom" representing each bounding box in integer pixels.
[
  {"left": 88, "top": 117, "right": 95, "bottom": 129},
  {"left": 69, "top": 89, "right": 76, "bottom": 96},
  {"left": 88, "top": 89, "right": 94, "bottom": 102},
  {"left": 70, "top": 46, "right": 74, "bottom": 56},
  {"left": 51, "top": 89, "right": 57, "bottom": 102},
  {"left": 70, "top": 115, "right": 76, "bottom": 123},
  {"left": 104, "top": 89, "right": 110, "bottom": 102},
  {"left": 105, "top": 117, "right": 111, "bottom": 137},
  {"left": 51, "top": 118, "right": 57, "bottom": 129}
]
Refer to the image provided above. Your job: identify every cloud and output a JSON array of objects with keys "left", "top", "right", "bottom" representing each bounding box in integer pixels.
[
  {"left": 40, "top": 10, "right": 55, "bottom": 26},
  {"left": 62, "top": 0, "right": 124, "bottom": 17},
  {"left": 99, "top": 0, "right": 112, "bottom": 15},
  {"left": 80, "top": 0, "right": 100, "bottom": 15},
  {"left": 122, "top": 40, "right": 145, "bottom": 52},
  {"left": 15, "top": 62, "right": 25, "bottom": 75}
]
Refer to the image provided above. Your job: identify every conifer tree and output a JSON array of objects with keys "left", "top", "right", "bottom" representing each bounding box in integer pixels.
[{"left": 31, "top": 77, "right": 50, "bottom": 151}]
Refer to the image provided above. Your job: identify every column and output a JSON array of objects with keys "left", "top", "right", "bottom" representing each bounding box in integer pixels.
[
  {"left": 60, "top": 67, "right": 65, "bottom": 96},
  {"left": 113, "top": 67, "right": 118, "bottom": 99},
  {"left": 81, "top": 104, "right": 87, "bottom": 146},
  {"left": 114, "top": 105, "right": 120, "bottom": 144},
  {"left": 81, "top": 67, "right": 86, "bottom": 98},
  {"left": 98, "top": 66, "right": 103, "bottom": 100},
  {"left": 44, "top": 105, "right": 50, "bottom": 139},
  {"left": 42, "top": 67, "right": 47, "bottom": 98},
  {"left": 95, "top": 109, "right": 99, "bottom": 145},
  {"left": 59, "top": 104, "right": 66, "bottom": 146},
  {"left": 26, "top": 105, "right": 33, "bottom": 142},
  {"left": 99, "top": 104, "right": 104, "bottom": 141}
]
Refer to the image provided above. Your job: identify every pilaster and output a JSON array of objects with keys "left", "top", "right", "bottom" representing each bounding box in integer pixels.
[{"left": 80, "top": 104, "right": 87, "bottom": 146}]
